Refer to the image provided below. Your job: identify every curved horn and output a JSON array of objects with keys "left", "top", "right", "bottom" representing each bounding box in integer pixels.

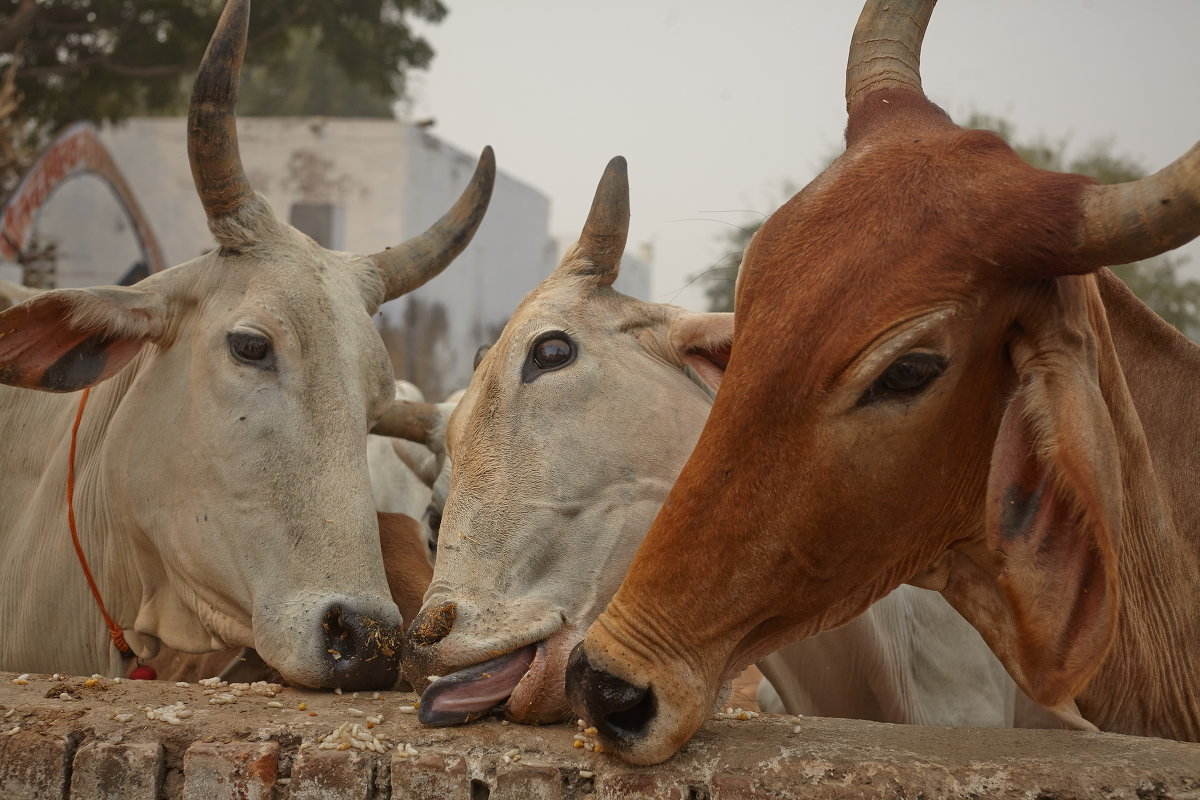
[
  {"left": 575, "top": 156, "right": 629, "bottom": 286},
  {"left": 188, "top": 0, "right": 255, "bottom": 224},
  {"left": 1075, "top": 141, "right": 1200, "bottom": 269},
  {"left": 370, "top": 146, "right": 496, "bottom": 302},
  {"left": 845, "top": 0, "right": 937, "bottom": 111},
  {"left": 371, "top": 399, "right": 449, "bottom": 455}
]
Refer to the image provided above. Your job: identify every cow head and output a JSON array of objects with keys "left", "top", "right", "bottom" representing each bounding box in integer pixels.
[
  {"left": 401, "top": 158, "right": 732, "bottom": 724},
  {"left": 0, "top": 0, "right": 493, "bottom": 689},
  {"left": 565, "top": 0, "right": 1200, "bottom": 763}
]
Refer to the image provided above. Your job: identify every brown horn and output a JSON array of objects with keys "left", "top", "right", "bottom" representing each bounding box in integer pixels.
[
  {"left": 188, "top": 0, "right": 255, "bottom": 225},
  {"left": 371, "top": 400, "right": 444, "bottom": 451},
  {"left": 1075, "top": 141, "right": 1200, "bottom": 269},
  {"left": 575, "top": 155, "right": 629, "bottom": 286},
  {"left": 370, "top": 146, "right": 496, "bottom": 302},
  {"left": 845, "top": 0, "right": 937, "bottom": 111}
]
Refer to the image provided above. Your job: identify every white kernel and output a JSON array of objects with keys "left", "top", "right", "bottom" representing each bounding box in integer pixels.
[
  {"left": 175, "top": 682, "right": 189, "bottom": 688},
  {"left": 397, "top": 705, "right": 417, "bottom": 714},
  {"left": 579, "top": 770, "right": 594, "bottom": 779},
  {"left": 347, "top": 708, "right": 364, "bottom": 716},
  {"left": 114, "top": 713, "right": 133, "bottom": 723}
]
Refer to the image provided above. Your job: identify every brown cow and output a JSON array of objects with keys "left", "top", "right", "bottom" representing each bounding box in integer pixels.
[{"left": 565, "top": 0, "right": 1200, "bottom": 764}]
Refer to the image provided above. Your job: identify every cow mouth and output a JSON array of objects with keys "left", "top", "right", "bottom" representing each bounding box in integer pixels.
[{"left": 417, "top": 643, "right": 539, "bottom": 726}]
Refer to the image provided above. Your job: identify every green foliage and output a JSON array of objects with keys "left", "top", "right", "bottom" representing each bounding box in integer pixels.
[
  {"left": 0, "top": 0, "right": 446, "bottom": 132},
  {"left": 701, "top": 113, "right": 1200, "bottom": 339}
]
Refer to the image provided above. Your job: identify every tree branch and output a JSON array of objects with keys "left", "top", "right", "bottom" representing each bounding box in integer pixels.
[{"left": 0, "top": 0, "right": 40, "bottom": 55}]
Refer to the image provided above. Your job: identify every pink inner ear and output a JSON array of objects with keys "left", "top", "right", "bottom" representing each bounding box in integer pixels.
[
  {"left": 987, "top": 389, "right": 1118, "bottom": 705},
  {"left": 0, "top": 295, "right": 152, "bottom": 392},
  {"left": 682, "top": 344, "right": 730, "bottom": 393}
]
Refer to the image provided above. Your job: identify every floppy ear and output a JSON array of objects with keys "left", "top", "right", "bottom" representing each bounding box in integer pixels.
[
  {"left": 985, "top": 304, "right": 1121, "bottom": 707},
  {"left": 0, "top": 286, "right": 167, "bottom": 392},
  {"left": 667, "top": 311, "right": 734, "bottom": 393}
]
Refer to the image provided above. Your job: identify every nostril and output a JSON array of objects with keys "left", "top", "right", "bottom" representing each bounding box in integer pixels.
[
  {"left": 409, "top": 601, "right": 457, "bottom": 647},
  {"left": 605, "top": 684, "right": 656, "bottom": 736},
  {"left": 319, "top": 604, "right": 403, "bottom": 691},
  {"left": 566, "top": 642, "right": 656, "bottom": 742},
  {"left": 321, "top": 606, "right": 357, "bottom": 661}
]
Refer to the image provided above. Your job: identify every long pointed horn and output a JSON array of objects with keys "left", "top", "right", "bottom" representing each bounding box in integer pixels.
[
  {"left": 370, "top": 147, "right": 495, "bottom": 302},
  {"left": 188, "top": 0, "right": 255, "bottom": 225},
  {"left": 572, "top": 155, "right": 629, "bottom": 286},
  {"left": 845, "top": 0, "right": 937, "bottom": 111},
  {"left": 1075, "top": 141, "right": 1200, "bottom": 268}
]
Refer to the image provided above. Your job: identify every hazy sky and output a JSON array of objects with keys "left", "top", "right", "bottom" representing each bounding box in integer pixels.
[{"left": 406, "top": 1, "right": 1200, "bottom": 311}]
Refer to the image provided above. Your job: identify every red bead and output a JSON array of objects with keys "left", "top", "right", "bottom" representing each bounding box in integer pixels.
[{"left": 129, "top": 664, "right": 157, "bottom": 680}]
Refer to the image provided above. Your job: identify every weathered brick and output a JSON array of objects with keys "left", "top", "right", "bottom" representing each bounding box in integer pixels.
[
  {"left": 289, "top": 748, "right": 376, "bottom": 800},
  {"left": 0, "top": 730, "right": 74, "bottom": 800},
  {"left": 70, "top": 741, "right": 163, "bottom": 800},
  {"left": 593, "top": 771, "right": 686, "bottom": 800},
  {"left": 391, "top": 750, "right": 470, "bottom": 799},
  {"left": 494, "top": 761, "right": 562, "bottom": 800},
  {"left": 182, "top": 740, "right": 278, "bottom": 800},
  {"left": 712, "top": 773, "right": 769, "bottom": 800}
]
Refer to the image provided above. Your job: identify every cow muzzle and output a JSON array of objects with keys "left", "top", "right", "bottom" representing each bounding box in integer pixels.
[
  {"left": 319, "top": 601, "right": 405, "bottom": 690},
  {"left": 565, "top": 642, "right": 656, "bottom": 745},
  {"left": 255, "top": 593, "right": 404, "bottom": 691}
]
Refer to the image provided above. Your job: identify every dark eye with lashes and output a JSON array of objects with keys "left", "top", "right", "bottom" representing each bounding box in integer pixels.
[
  {"left": 522, "top": 331, "right": 576, "bottom": 383},
  {"left": 227, "top": 330, "right": 276, "bottom": 371},
  {"left": 858, "top": 352, "right": 946, "bottom": 406}
]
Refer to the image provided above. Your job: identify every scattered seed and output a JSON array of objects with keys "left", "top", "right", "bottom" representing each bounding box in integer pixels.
[
  {"left": 11, "top": 674, "right": 29, "bottom": 686},
  {"left": 175, "top": 682, "right": 189, "bottom": 688},
  {"left": 83, "top": 678, "right": 100, "bottom": 688},
  {"left": 579, "top": 770, "right": 594, "bottom": 779},
  {"left": 267, "top": 701, "right": 284, "bottom": 709},
  {"left": 114, "top": 713, "right": 133, "bottom": 723},
  {"left": 397, "top": 705, "right": 417, "bottom": 714},
  {"left": 347, "top": 708, "right": 364, "bottom": 716},
  {"left": 297, "top": 702, "right": 307, "bottom": 711},
  {"left": 573, "top": 740, "right": 584, "bottom": 749},
  {"left": 584, "top": 727, "right": 598, "bottom": 736}
]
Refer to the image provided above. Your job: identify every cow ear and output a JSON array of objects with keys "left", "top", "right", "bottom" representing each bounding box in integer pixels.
[
  {"left": 667, "top": 311, "right": 733, "bottom": 393},
  {"left": 0, "top": 286, "right": 167, "bottom": 392},
  {"left": 985, "top": 304, "right": 1121, "bottom": 707}
]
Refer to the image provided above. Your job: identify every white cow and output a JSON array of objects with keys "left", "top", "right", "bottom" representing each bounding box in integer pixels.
[
  {"left": 402, "top": 157, "right": 1058, "bottom": 728},
  {"left": 0, "top": 0, "right": 492, "bottom": 689}
]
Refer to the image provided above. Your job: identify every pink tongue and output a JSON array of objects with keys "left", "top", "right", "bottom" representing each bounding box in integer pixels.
[{"left": 422, "top": 645, "right": 536, "bottom": 716}]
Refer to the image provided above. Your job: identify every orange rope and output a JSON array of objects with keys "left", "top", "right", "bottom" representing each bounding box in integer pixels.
[{"left": 66, "top": 387, "right": 133, "bottom": 658}]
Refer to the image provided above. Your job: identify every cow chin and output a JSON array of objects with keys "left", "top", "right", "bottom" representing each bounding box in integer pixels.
[
  {"left": 254, "top": 592, "right": 405, "bottom": 691},
  {"left": 504, "top": 628, "right": 581, "bottom": 723}
]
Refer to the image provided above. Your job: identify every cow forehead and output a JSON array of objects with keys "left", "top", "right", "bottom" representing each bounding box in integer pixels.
[{"left": 735, "top": 125, "right": 1088, "bottom": 384}]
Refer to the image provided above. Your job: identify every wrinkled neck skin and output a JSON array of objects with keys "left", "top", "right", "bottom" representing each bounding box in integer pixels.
[
  {"left": 934, "top": 271, "right": 1200, "bottom": 740},
  {"left": 0, "top": 348, "right": 202, "bottom": 676}
]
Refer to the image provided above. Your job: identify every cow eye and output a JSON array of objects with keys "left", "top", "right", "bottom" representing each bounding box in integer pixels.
[
  {"left": 859, "top": 352, "right": 945, "bottom": 406},
  {"left": 522, "top": 331, "right": 576, "bottom": 383},
  {"left": 227, "top": 330, "right": 276, "bottom": 370}
]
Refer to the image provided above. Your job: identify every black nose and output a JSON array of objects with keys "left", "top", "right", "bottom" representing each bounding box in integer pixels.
[
  {"left": 565, "top": 642, "right": 656, "bottom": 745},
  {"left": 321, "top": 605, "right": 403, "bottom": 690}
]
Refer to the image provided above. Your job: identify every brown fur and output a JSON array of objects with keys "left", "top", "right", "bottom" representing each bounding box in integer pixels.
[{"left": 576, "top": 86, "right": 1200, "bottom": 762}]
